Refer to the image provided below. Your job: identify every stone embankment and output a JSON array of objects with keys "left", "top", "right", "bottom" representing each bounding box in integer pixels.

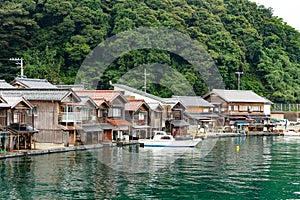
[{"left": 0, "top": 143, "right": 115, "bottom": 160}]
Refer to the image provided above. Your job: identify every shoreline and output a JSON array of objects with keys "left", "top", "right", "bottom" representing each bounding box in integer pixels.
[
  {"left": 0, "top": 143, "right": 115, "bottom": 160},
  {"left": 0, "top": 132, "right": 294, "bottom": 160},
  {"left": 205, "top": 131, "right": 283, "bottom": 138}
]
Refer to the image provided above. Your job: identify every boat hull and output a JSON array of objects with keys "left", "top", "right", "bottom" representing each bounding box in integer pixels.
[{"left": 139, "top": 139, "right": 201, "bottom": 148}]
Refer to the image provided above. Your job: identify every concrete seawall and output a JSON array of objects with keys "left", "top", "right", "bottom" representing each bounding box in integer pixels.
[
  {"left": 0, "top": 143, "right": 115, "bottom": 160},
  {"left": 0, "top": 133, "right": 285, "bottom": 160}
]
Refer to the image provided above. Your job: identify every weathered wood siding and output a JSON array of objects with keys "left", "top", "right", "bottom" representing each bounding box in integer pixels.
[
  {"left": 186, "top": 106, "right": 210, "bottom": 113},
  {"left": 28, "top": 101, "right": 65, "bottom": 143},
  {"left": 31, "top": 101, "right": 59, "bottom": 130},
  {"left": 0, "top": 109, "right": 7, "bottom": 128},
  {"left": 35, "top": 129, "right": 66, "bottom": 143},
  {"left": 228, "top": 102, "right": 264, "bottom": 115}
]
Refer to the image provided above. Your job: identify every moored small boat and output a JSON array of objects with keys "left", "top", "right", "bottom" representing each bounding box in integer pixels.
[
  {"left": 283, "top": 131, "right": 300, "bottom": 136},
  {"left": 139, "top": 131, "right": 202, "bottom": 148}
]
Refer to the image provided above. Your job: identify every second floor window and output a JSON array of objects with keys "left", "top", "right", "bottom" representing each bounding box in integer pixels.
[
  {"left": 98, "top": 109, "right": 108, "bottom": 118},
  {"left": 139, "top": 112, "right": 145, "bottom": 120},
  {"left": 13, "top": 113, "right": 20, "bottom": 123},
  {"left": 62, "top": 106, "right": 73, "bottom": 113},
  {"left": 229, "top": 105, "right": 238, "bottom": 111},
  {"left": 252, "top": 106, "right": 261, "bottom": 111},
  {"left": 108, "top": 108, "right": 121, "bottom": 118},
  {"left": 81, "top": 109, "right": 90, "bottom": 121},
  {"left": 240, "top": 106, "right": 248, "bottom": 111}
]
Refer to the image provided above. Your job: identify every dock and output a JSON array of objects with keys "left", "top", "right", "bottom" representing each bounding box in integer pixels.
[{"left": 116, "top": 141, "right": 140, "bottom": 147}]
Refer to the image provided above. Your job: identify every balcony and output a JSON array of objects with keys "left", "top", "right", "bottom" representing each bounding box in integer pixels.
[
  {"left": 61, "top": 112, "right": 82, "bottom": 123},
  {"left": 133, "top": 119, "right": 148, "bottom": 127}
]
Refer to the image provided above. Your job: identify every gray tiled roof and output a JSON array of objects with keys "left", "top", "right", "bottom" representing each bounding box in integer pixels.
[
  {"left": 148, "top": 102, "right": 163, "bottom": 111},
  {"left": 113, "top": 84, "right": 187, "bottom": 109},
  {"left": 210, "top": 89, "right": 270, "bottom": 103},
  {"left": 1, "top": 95, "right": 33, "bottom": 109},
  {"left": 112, "top": 84, "right": 166, "bottom": 103},
  {"left": 0, "top": 80, "right": 14, "bottom": 88},
  {"left": 11, "top": 77, "right": 57, "bottom": 88},
  {"left": 186, "top": 112, "right": 219, "bottom": 119},
  {"left": 170, "top": 120, "right": 189, "bottom": 127},
  {"left": 78, "top": 96, "right": 98, "bottom": 108},
  {"left": 56, "top": 85, "right": 85, "bottom": 90},
  {"left": 0, "top": 88, "right": 78, "bottom": 101},
  {"left": 173, "top": 96, "right": 214, "bottom": 107}
]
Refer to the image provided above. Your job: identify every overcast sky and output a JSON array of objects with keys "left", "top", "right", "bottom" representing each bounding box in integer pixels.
[{"left": 250, "top": 0, "right": 300, "bottom": 31}]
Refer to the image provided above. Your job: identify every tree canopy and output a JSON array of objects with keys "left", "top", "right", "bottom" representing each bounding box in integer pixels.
[{"left": 0, "top": 0, "right": 299, "bottom": 103}]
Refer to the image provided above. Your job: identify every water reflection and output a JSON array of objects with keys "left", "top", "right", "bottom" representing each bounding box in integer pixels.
[{"left": 0, "top": 136, "right": 300, "bottom": 199}]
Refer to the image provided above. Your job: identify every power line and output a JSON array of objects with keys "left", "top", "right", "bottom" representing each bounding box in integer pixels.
[{"left": 9, "top": 58, "right": 24, "bottom": 78}]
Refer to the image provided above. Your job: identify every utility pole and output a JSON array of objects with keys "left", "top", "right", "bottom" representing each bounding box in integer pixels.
[
  {"left": 9, "top": 58, "right": 24, "bottom": 78},
  {"left": 144, "top": 68, "right": 148, "bottom": 93},
  {"left": 235, "top": 71, "right": 243, "bottom": 90}
]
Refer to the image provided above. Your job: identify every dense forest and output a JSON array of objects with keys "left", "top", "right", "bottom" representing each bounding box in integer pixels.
[{"left": 0, "top": 0, "right": 300, "bottom": 103}]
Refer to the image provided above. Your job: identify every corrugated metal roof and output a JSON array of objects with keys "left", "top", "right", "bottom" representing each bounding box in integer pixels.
[
  {"left": 107, "top": 119, "right": 132, "bottom": 126},
  {"left": 173, "top": 96, "right": 214, "bottom": 107},
  {"left": 0, "top": 80, "right": 14, "bottom": 88},
  {"left": 82, "top": 124, "right": 103, "bottom": 132},
  {"left": 99, "top": 123, "right": 114, "bottom": 129},
  {"left": 210, "top": 89, "right": 270, "bottom": 103},
  {"left": 11, "top": 77, "right": 57, "bottom": 88}
]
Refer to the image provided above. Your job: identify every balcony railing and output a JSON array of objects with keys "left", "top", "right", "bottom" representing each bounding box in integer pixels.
[{"left": 61, "top": 112, "right": 82, "bottom": 122}]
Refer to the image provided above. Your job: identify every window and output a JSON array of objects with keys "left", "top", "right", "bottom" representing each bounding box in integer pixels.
[
  {"left": 62, "top": 106, "right": 73, "bottom": 112},
  {"left": 98, "top": 109, "right": 108, "bottom": 118},
  {"left": 81, "top": 109, "right": 90, "bottom": 121},
  {"left": 203, "top": 108, "right": 209, "bottom": 112},
  {"left": 252, "top": 106, "right": 260, "bottom": 111},
  {"left": 240, "top": 106, "right": 248, "bottom": 111},
  {"left": 108, "top": 108, "right": 121, "bottom": 117},
  {"left": 229, "top": 105, "right": 238, "bottom": 111},
  {"left": 155, "top": 112, "right": 160, "bottom": 118},
  {"left": 29, "top": 106, "right": 38, "bottom": 116},
  {"left": 13, "top": 113, "right": 20, "bottom": 123},
  {"left": 139, "top": 112, "right": 145, "bottom": 120}
]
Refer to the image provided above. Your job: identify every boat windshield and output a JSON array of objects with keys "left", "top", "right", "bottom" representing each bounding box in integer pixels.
[{"left": 160, "top": 136, "right": 172, "bottom": 140}]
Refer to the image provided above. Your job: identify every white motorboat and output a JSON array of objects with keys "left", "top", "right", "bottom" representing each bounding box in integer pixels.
[
  {"left": 283, "top": 130, "right": 300, "bottom": 136},
  {"left": 139, "top": 131, "right": 202, "bottom": 148}
]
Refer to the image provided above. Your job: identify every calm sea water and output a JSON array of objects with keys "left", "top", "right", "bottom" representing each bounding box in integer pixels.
[{"left": 1, "top": 136, "right": 300, "bottom": 200}]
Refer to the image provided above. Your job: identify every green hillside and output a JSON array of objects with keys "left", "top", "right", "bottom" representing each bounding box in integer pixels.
[{"left": 1, "top": 0, "right": 299, "bottom": 102}]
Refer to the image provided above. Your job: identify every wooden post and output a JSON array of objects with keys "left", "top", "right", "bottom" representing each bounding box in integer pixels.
[
  {"left": 30, "top": 134, "right": 32, "bottom": 150},
  {"left": 17, "top": 134, "right": 19, "bottom": 151}
]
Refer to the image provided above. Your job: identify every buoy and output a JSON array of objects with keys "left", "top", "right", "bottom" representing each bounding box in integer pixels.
[{"left": 236, "top": 145, "right": 240, "bottom": 151}]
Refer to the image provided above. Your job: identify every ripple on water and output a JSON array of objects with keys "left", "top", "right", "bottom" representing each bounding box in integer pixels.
[{"left": 1, "top": 137, "right": 300, "bottom": 199}]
